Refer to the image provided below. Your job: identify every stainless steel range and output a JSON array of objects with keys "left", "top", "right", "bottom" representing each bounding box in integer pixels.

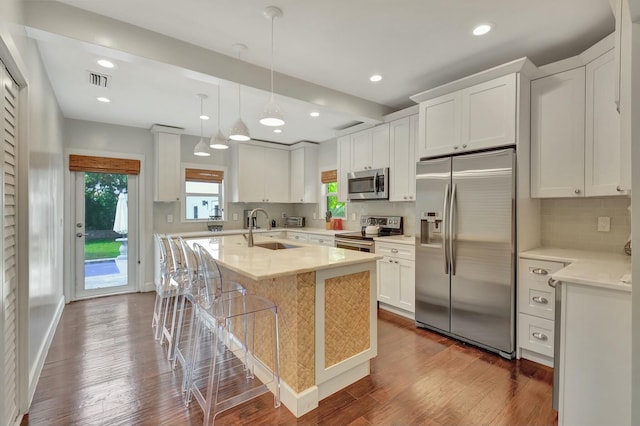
[{"left": 334, "top": 216, "right": 403, "bottom": 253}]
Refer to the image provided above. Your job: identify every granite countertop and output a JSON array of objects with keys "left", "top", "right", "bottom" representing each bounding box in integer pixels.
[
  {"left": 373, "top": 235, "right": 416, "bottom": 246},
  {"left": 185, "top": 234, "right": 381, "bottom": 281},
  {"left": 520, "top": 247, "right": 632, "bottom": 293}
]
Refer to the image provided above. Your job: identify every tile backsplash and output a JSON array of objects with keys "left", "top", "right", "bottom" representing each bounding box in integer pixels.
[{"left": 541, "top": 197, "right": 631, "bottom": 254}]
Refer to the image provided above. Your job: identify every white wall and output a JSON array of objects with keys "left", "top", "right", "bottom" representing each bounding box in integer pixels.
[
  {"left": 63, "top": 118, "right": 155, "bottom": 289},
  {"left": 0, "top": 14, "right": 66, "bottom": 410}
]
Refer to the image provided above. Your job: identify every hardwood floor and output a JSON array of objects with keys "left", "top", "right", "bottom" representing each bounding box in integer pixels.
[{"left": 22, "top": 293, "right": 557, "bottom": 425}]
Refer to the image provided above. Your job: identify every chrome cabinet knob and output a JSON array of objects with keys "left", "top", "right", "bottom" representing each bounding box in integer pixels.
[
  {"left": 462, "top": 144, "right": 468, "bottom": 148},
  {"left": 574, "top": 189, "right": 581, "bottom": 194},
  {"left": 617, "top": 186, "right": 623, "bottom": 192},
  {"left": 453, "top": 146, "right": 459, "bottom": 150}
]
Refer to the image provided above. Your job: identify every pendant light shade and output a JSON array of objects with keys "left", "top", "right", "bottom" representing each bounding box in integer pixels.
[
  {"left": 229, "top": 117, "right": 251, "bottom": 141},
  {"left": 210, "top": 130, "right": 229, "bottom": 149},
  {"left": 194, "top": 137, "right": 211, "bottom": 156},
  {"left": 229, "top": 44, "right": 251, "bottom": 141},
  {"left": 194, "top": 94, "right": 211, "bottom": 156},
  {"left": 260, "top": 6, "right": 285, "bottom": 127},
  {"left": 210, "top": 85, "right": 229, "bottom": 149}
]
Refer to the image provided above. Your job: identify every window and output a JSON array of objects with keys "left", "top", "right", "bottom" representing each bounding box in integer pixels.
[
  {"left": 183, "top": 167, "right": 224, "bottom": 221},
  {"left": 321, "top": 169, "right": 345, "bottom": 219}
]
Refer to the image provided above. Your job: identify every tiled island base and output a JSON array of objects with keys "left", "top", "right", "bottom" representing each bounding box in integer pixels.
[{"left": 220, "top": 262, "right": 378, "bottom": 417}]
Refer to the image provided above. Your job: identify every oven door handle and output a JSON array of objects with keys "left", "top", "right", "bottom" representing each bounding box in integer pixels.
[{"left": 335, "top": 239, "right": 374, "bottom": 250}]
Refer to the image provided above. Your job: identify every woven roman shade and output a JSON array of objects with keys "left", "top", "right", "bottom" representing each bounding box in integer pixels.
[
  {"left": 321, "top": 169, "right": 337, "bottom": 184},
  {"left": 185, "top": 168, "right": 224, "bottom": 183},
  {"left": 69, "top": 155, "right": 140, "bottom": 175}
]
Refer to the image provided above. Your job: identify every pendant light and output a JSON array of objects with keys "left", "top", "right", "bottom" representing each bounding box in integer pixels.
[
  {"left": 259, "top": 6, "right": 285, "bottom": 127},
  {"left": 194, "top": 94, "right": 211, "bottom": 156},
  {"left": 210, "top": 84, "right": 229, "bottom": 149},
  {"left": 229, "top": 44, "right": 251, "bottom": 141}
]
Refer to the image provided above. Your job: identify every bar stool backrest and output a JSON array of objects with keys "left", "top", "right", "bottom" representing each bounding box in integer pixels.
[{"left": 193, "top": 243, "right": 224, "bottom": 307}]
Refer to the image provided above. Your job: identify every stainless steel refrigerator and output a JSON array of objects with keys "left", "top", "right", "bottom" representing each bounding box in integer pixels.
[{"left": 415, "top": 148, "right": 515, "bottom": 358}]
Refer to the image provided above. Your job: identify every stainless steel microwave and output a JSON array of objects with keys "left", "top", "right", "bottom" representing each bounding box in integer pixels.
[{"left": 347, "top": 168, "right": 389, "bottom": 201}]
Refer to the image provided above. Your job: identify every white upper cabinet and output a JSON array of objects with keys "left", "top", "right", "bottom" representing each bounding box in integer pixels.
[
  {"left": 350, "top": 124, "right": 390, "bottom": 171},
  {"left": 417, "top": 74, "right": 516, "bottom": 159},
  {"left": 531, "top": 67, "right": 586, "bottom": 198},
  {"left": 153, "top": 128, "right": 181, "bottom": 202},
  {"left": 290, "top": 145, "right": 318, "bottom": 203},
  {"left": 461, "top": 74, "right": 517, "bottom": 151},
  {"left": 337, "top": 135, "right": 351, "bottom": 203},
  {"left": 417, "top": 92, "right": 460, "bottom": 159},
  {"left": 531, "top": 48, "right": 625, "bottom": 198},
  {"left": 389, "top": 115, "right": 418, "bottom": 201},
  {"left": 585, "top": 50, "right": 623, "bottom": 196},
  {"left": 232, "top": 144, "right": 290, "bottom": 203}
]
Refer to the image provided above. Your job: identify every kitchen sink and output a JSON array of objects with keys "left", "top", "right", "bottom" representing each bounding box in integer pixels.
[{"left": 254, "top": 241, "right": 300, "bottom": 250}]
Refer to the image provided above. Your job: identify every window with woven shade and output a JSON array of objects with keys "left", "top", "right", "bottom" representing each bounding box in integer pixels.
[
  {"left": 183, "top": 167, "right": 224, "bottom": 220},
  {"left": 321, "top": 169, "right": 345, "bottom": 219}
]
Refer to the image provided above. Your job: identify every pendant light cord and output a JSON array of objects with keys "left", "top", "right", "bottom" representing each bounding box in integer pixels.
[
  {"left": 217, "top": 85, "right": 221, "bottom": 130},
  {"left": 200, "top": 96, "right": 204, "bottom": 138},
  {"left": 270, "top": 15, "right": 275, "bottom": 101}
]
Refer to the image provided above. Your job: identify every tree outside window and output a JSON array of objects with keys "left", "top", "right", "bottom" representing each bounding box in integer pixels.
[{"left": 326, "top": 181, "right": 345, "bottom": 218}]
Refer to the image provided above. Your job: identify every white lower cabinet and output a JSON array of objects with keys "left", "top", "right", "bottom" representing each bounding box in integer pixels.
[
  {"left": 517, "top": 258, "right": 564, "bottom": 367},
  {"left": 376, "top": 241, "right": 415, "bottom": 316},
  {"left": 306, "top": 233, "right": 334, "bottom": 247},
  {"left": 558, "top": 282, "right": 631, "bottom": 426},
  {"left": 286, "top": 231, "right": 308, "bottom": 243}
]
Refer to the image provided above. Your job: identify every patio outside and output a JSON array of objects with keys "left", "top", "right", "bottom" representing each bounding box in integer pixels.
[{"left": 84, "top": 172, "right": 128, "bottom": 290}]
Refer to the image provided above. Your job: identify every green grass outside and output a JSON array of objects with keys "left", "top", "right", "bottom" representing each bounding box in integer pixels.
[{"left": 85, "top": 239, "right": 121, "bottom": 260}]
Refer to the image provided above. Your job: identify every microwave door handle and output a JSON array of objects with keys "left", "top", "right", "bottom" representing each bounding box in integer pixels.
[{"left": 374, "top": 171, "right": 379, "bottom": 194}]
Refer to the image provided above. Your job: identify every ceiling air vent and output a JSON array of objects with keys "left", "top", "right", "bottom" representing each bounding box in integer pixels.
[{"left": 88, "top": 71, "right": 110, "bottom": 88}]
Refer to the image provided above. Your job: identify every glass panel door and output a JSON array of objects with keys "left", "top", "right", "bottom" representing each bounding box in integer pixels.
[{"left": 73, "top": 171, "right": 137, "bottom": 299}]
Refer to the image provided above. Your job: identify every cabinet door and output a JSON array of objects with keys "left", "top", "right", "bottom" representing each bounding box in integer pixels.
[
  {"left": 531, "top": 67, "right": 586, "bottom": 198},
  {"left": 371, "top": 123, "right": 390, "bottom": 169},
  {"left": 391, "top": 115, "right": 418, "bottom": 201},
  {"left": 337, "top": 136, "right": 351, "bottom": 203},
  {"left": 351, "top": 129, "right": 372, "bottom": 171},
  {"left": 264, "top": 147, "right": 290, "bottom": 202},
  {"left": 377, "top": 258, "right": 397, "bottom": 303},
  {"left": 585, "top": 50, "right": 623, "bottom": 196},
  {"left": 461, "top": 74, "right": 516, "bottom": 151},
  {"left": 290, "top": 147, "right": 304, "bottom": 202},
  {"left": 418, "top": 92, "right": 461, "bottom": 159},
  {"left": 389, "top": 117, "right": 412, "bottom": 201},
  {"left": 155, "top": 133, "right": 181, "bottom": 202},
  {"left": 397, "top": 258, "right": 415, "bottom": 313},
  {"left": 236, "top": 144, "right": 265, "bottom": 202}
]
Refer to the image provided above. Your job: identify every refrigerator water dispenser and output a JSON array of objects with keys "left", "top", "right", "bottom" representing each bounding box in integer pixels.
[{"left": 420, "top": 211, "right": 443, "bottom": 245}]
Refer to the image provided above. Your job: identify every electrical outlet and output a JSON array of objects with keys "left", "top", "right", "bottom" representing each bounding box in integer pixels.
[
  {"left": 167, "top": 214, "right": 173, "bottom": 223},
  {"left": 281, "top": 212, "right": 287, "bottom": 218},
  {"left": 313, "top": 212, "right": 317, "bottom": 220},
  {"left": 232, "top": 213, "right": 238, "bottom": 221},
  {"left": 597, "top": 216, "right": 610, "bottom": 232},
  {"left": 351, "top": 213, "right": 356, "bottom": 221}
]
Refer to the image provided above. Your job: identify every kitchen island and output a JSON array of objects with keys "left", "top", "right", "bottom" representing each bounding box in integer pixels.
[{"left": 186, "top": 234, "right": 381, "bottom": 417}]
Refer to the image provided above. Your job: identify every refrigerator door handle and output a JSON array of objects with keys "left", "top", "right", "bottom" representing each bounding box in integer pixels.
[
  {"left": 449, "top": 183, "right": 457, "bottom": 276},
  {"left": 442, "top": 183, "right": 450, "bottom": 274}
]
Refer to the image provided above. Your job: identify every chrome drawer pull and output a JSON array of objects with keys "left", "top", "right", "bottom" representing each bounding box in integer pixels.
[
  {"left": 532, "top": 296, "right": 549, "bottom": 305},
  {"left": 532, "top": 332, "right": 548, "bottom": 341},
  {"left": 531, "top": 268, "right": 548, "bottom": 275},
  {"left": 391, "top": 248, "right": 399, "bottom": 253}
]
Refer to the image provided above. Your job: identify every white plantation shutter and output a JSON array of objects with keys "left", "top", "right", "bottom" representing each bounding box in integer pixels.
[{"left": 1, "top": 60, "right": 19, "bottom": 426}]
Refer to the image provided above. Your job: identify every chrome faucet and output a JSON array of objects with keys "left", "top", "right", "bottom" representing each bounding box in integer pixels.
[{"left": 246, "top": 208, "right": 271, "bottom": 247}]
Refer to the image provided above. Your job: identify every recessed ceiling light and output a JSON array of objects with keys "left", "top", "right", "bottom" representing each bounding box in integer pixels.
[
  {"left": 96, "top": 96, "right": 111, "bottom": 103},
  {"left": 369, "top": 74, "right": 383, "bottom": 82},
  {"left": 97, "top": 59, "right": 115, "bottom": 69},
  {"left": 199, "top": 115, "right": 210, "bottom": 120},
  {"left": 472, "top": 24, "right": 493, "bottom": 36},
  {"left": 274, "top": 129, "right": 282, "bottom": 133},
  {"left": 310, "top": 112, "right": 320, "bottom": 117}
]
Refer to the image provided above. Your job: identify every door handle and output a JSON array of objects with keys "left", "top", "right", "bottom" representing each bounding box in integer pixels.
[
  {"left": 442, "top": 183, "right": 450, "bottom": 275},
  {"left": 449, "top": 183, "right": 457, "bottom": 276}
]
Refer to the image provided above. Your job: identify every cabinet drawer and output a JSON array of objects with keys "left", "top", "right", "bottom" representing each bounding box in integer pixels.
[
  {"left": 307, "top": 234, "right": 334, "bottom": 247},
  {"left": 286, "top": 231, "right": 309, "bottom": 242},
  {"left": 375, "top": 243, "right": 415, "bottom": 260},
  {"left": 518, "top": 314, "right": 554, "bottom": 358},
  {"left": 518, "top": 258, "right": 564, "bottom": 320}
]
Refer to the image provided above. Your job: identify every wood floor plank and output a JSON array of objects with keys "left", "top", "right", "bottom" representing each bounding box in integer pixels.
[{"left": 23, "top": 293, "right": 557, "bottom": 425}]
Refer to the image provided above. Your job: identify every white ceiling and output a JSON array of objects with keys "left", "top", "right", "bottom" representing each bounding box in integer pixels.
[{"left": 27, "top": 0, "right": 615, "bottom": 144}]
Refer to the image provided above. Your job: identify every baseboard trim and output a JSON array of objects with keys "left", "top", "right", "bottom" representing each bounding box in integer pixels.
[
  {"left": 27, "top": 295, "right": 65, "bottom": 407},
  {"left": 140, "top": 281, "right": 155, "bottom": 292}
]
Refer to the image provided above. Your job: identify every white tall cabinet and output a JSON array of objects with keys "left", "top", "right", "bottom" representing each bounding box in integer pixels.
[
  {"left": 337, "top": 135, "right": 351, "bottom": 203},
  {"left": 389, "top": 115, "right": 418, "bottom": 201},
  {"left": 152, "top": 125, "right": 182, "bottom": 202},
  {"left": 290, "top": 144, "right": 318, "bottom": 203}
]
